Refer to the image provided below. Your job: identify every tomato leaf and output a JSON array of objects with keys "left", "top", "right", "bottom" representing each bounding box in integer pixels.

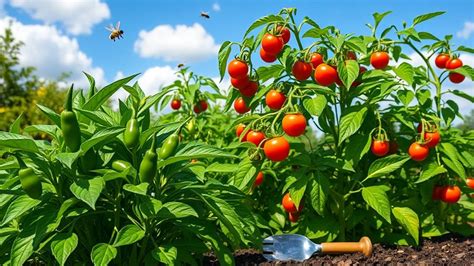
[
  {"left": 51, "top": 233, "right": 78, "bottom": 266},
  {"left": 392, "top": 207, "right": 419, "bottom": 244},
  {"left": 310, "top": 173, "right": 329, "bottom": 216},
  {"left": 372, "top": 11, "right": 392, "bottom": 31},
  {"left": 393, "top": 62, "right": 414, "bottom": 85},
  {"left": 243, "top": 14, "right": 284, "bottom": 38},
  {"left": 289, "top": 171, "right": 308, "bottom": 209},
  {"left": 344, "top": 133, "right": 371, "bottom": 165},
  {"left": 457, "top": 45, "right": 474, "bottom": 54},
  {"left": 337, "top": 59, "right": 359, "bottom": 89},
  {"left": 366, "top": 155, "right": 410, "bottom": 180},
  {"left": 362, "top": 186, "right": 391, "bottom": 224},
  {"left": 397, "top": 89, "right": 415, "bottom": 107},
  {"left": 416, "top": 163, "right": 447, "bottom": 183},
  {"left": 338, "top": 106, "right": 368, "bottom": 145},
  {"left": 303, "top": 94, "right": 327, "bottom": 116},
  {"left": 412, "top": 11, "right": 445, "bottom": 26},
  {"left": 91, "top": 243, "right": 117, "bottom": 266}
]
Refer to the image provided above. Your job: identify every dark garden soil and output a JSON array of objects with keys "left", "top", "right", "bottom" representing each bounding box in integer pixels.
[{"left": 203, "top": 234, "right": 473, "bottom": 265}]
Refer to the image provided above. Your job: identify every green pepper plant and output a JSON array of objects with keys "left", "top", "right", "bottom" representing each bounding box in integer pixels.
[{"left": 0, "top": 73, "right": 260, "bottom": 265}]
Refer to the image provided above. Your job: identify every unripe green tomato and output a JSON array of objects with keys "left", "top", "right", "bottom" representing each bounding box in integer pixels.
[
  {"left": 111, "top": 160, "right": 132, "bottom": 172},
  {"left": 124, "top": 118, "right": 140, "bottom": 149},
  {"left": 158, "top": 134, "right": 179, "bottom": 159},
  {"left": 19, "top": 168, "right": 42, "bottom": 199},
  {"left": 139, "top": 150, "right": 157, "bottom": 183}
]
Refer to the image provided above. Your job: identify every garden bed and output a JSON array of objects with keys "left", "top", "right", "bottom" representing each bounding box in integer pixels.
[{"left": 203, "top": 234, "right": 473, "bottom": 265}]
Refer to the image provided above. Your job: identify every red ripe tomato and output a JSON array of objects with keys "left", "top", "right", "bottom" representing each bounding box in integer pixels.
[
  {"left": 417, "top": 123, "right": 423, "bottom": 133},
  {"left": 263, "top": 136, "right": 290, "bottom": 161},
  {"left": 247, "top": 130, "right": 266, "bottom": 146},
  {"left": 254, "top": 171, "right": 264, "bottom": 187},
  {"left": 265, "top": 90, "right": 286, "bottom": 110},
  {"left": 370, "top": 51, "right": 390, "bottom": 69},
  {"left": 449, "top": 72, "right": 465, "bottom": 83},
  {"left": 277, "top": 26, "right": 291, "bottom": 44},
  {"left": 346, "top": 51, "right": 357, "bottom": 60},
  {"left": 408, "top": 142, "right": 430, "bottom": 161},
  {"left": 282, "top": 193, "right": 298, "bottom": 213},
  {"left": 236, "top": 124, "right": 245, "bottom": 137},
  {"left": 239, "top": 81, "right": 258, "bottom": 97},
  {"left": 231, "top": 76, "right": 249, "bottom": 89},
  {"left": 310, "top": 53, "right": 324, "bottom": 68},
  {"left": 288, "top": 212, "right": 299, "bottom": 222},
  {"left": 432, "top": 185, "right": 444, "bottom": 200},
  {"left": 371, "top": 140, "right": 389, "bottom": 157},
  {"left": 446, "top": 58, "right": 463, "bottom": 69},
  {"left": 227, "top": 59, "right": 248, "bottom": 79},
  {"left": 234, "top": 97, "right": 250, "bottom": 114},
  {"left": 282, "top": 113, "right": 306, "bottom": 137},
  {"left": 193, "top": 100, "right": 208, "bottom": 113},
  {"left": 424, "top": 131, "right": 441, "bottom": 148},
  {"left": 260, "top": 48, "right": 277, "bottom": 63},
  {"left": 170, "top": 99, "right": 181, "bottom": 110},
  {"left": 292, "top": 61, "right": 312, "bottom": 81},
  {"left": 466, "top": 178, "right": 474, "bottom": 189},
  {"left": 236, "top": 124, "right": 248, "bottom": 142},
  {"left": 262, "top": 33, "right": 284, "bottom": 55},
  {"left": 441, "top": 185, "right": 461, "bottom": 204},
  {"left": 435, "top": 54, "right": 450, "bottom": 69},
  {"left": 314, "top": 64, "right": 338, "bottom": 86}
]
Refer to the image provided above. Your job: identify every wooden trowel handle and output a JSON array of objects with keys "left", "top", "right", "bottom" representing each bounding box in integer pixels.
[{"left": 321, "top": 237, "right": 372, "bottom": 257}]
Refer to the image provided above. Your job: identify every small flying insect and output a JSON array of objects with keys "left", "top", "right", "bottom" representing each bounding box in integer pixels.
[
  {"left": 106, "top": 21, "right": 124, "bottom": 41},
  {"left": 177, "top": 63, "right": 185, "bottom": 68},
  {"left": 200, "top": 11, "right": 210, "bottom": 19}
]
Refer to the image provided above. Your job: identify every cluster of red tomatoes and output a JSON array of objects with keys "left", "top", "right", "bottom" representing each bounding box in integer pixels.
[
  {"left": 435, "top": 54, "right": 466, "bottom": 83},
  {"left": 170, "top": 98, "right": 209, "bottom": 114},
  {"left": 371, "top": 122, "right": 441, "bottom": 161},
  {"left": 432, "top": 177, "right": 474, "bottom": 204}
]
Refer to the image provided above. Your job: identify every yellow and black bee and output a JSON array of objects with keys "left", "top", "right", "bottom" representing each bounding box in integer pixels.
[{"left": 106, "top": 21, "right": 124, "bottom": 41}]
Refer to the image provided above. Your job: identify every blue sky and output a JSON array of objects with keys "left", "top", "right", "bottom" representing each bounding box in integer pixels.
[{"left": 0, "top": 0, "right": 473, "bottom": 106}]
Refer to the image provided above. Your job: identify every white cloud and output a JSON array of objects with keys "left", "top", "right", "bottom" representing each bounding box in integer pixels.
[
  {"left": 134, "top": 23, "right": 219, "bottom": 63},
  {"left": 0, "top": 17, "right": 106, "bottom": 88},
  {"left": 212, "top": 3, "right": 220, "bottom": 12},
  {"left": 9, "top": 0, "right": 110, "bottom": 35},
  {"left": 110, "top": 66, "right": 178, "bottom": 108},
  {"left": 457, "top": 21, "right": 474, "bottom": 39}
]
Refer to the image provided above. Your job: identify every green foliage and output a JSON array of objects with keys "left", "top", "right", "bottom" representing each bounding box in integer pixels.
[{"left": 0, "top": 72, "right": 260, "bottom": 265}]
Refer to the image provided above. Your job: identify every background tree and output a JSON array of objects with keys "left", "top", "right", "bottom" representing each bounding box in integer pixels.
[{"left": 0, "top": 26, "right": 66, "bottom": 131}]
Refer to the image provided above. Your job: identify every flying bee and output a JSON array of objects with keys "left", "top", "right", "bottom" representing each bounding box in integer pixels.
[
  {"left": 177, "top": 63, "right": 185, "bottom": 68},
  {"left": 200, "top": 11, "right": 210, "bottom": 19},
  {"left": 106, "top": 21, "right": 124, "bottom": 41}
]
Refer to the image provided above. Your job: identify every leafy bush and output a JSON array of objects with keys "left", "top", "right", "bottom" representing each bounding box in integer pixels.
[{"left": 0, "top": 73, "right": 260, "bottom": 265}]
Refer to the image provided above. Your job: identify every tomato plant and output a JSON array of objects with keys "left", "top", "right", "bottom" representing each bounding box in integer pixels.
[{"left": 218, "top": 8, "right": 474, "bottom": 246}]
